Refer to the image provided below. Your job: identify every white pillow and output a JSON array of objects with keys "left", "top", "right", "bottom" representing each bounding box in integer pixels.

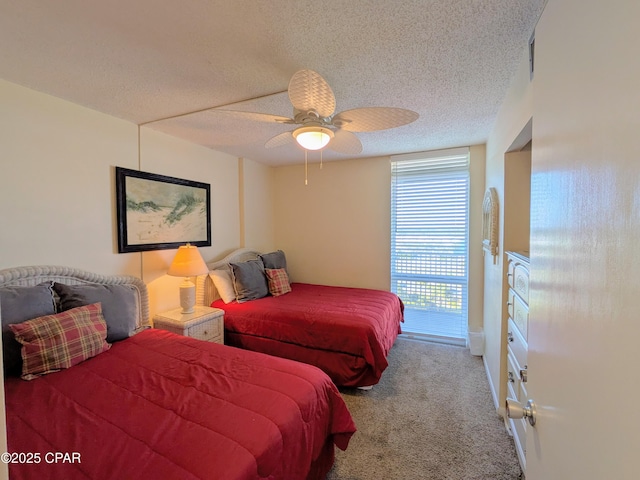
[{"left": 209, "top": 268, "right": 236, "bottom": 303}]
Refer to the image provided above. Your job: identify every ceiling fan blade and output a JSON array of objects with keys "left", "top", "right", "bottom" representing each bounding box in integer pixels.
[
  {"left": 288, "top": 69, "right": 336, "bottom": 118},
  {"left": 265, "top": 131, "right": 295, "bottom": 149},
  {"left": 210, "top": 109, "right": 294, "bottom": 124},
  {"left": 328, "top": 130, "right": 363, "bottom": 155},
  {"left": 332, "top": 107, "right": 419, "bottom": 132}
]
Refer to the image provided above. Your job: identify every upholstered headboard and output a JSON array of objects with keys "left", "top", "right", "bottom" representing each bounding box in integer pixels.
[
  {"left": 0, "top": 265, "right": 149, "bottom": 328},
  {"left": 195, "top": 248, "right": 261, "bottom": 306}
]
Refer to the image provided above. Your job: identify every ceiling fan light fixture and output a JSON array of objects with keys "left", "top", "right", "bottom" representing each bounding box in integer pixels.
[{"left": 293, "top": 126, "right": 334, "bottom": 150}]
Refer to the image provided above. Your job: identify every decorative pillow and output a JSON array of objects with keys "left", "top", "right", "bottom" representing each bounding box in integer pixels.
[
  {"left": 0, "top": 282, "right": 56, "bottom": 377},
  {"left": 230, "top": 259, "right": 269, "bottom": 303},
  {"left": 53, "top": 283, "right": 139, "bottom": 343},
  {"left": 259, "top": 250, "right": 288, "bottom": 272},
  {"left": 265, "top": 268, "right": 292, "bottom": 297},
  {"left": 209, "top": 267, "right": 236, "bottom": 304},
  {"left": 9, "top": 303, "right": 111, "bottom": 380}
]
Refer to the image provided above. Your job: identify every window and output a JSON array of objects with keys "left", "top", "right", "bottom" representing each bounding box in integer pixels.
[{"left": 391, "top": 148, "right": 470, "bottom": 345}]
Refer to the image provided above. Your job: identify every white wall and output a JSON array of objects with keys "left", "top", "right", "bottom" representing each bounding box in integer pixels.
[
  {"left": 0, "top": 79, "right": 275, "bottom": 318},
  {"left": 482, "top": 47, "right": 535, "bottom": 411},
  {"left": 242, "top": 158, "right": 276, "bottom": 252},
  {"left": 468, "top": 144, "right": 487, "bottom": 335},
  {"left": 1, "top": 79, "right": 140, "bottom": 275},
  {"left": 273, "top": 156, "right": 391, "bottom": 289}
]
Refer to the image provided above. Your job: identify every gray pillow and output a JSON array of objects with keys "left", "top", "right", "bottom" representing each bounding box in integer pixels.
[
  {"left": 230, "top": 259, "right": 269, "bottom": 303},
  {"left": 259, "top": 250, "right": 288, "bottom": 272},
  {"left": 0, "top": 282, "right": 56, "bottom": 376},
  {"left": 53, "top": 283, "right": 139, "bottom": 342}
]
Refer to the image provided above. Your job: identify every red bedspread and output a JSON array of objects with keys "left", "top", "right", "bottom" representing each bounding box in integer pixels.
[
  {"left": 212, "top": 283, "right": 403, "bottom": 387},
  {"left": 4, "top": 329, "right": 356, "bottom": 480}
]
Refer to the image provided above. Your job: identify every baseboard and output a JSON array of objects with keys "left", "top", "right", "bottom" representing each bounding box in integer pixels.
[
  {"left": 399, "top": 332, "right": 466, "bottom": 347},
  {"left": 483, "top": 354, "right": 502, "bottom": 415}
]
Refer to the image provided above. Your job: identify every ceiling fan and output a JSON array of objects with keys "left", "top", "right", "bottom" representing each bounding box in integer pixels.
[{"left": 214, "top": 69, "right": 419, "bottom": 155}]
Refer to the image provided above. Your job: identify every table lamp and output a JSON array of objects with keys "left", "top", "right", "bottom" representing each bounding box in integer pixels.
[{"left": 167, "top": 244, "right": 209, "bottom": 314}]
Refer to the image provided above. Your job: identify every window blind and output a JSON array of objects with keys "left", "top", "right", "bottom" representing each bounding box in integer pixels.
[{"left": 391, "top": 148, "right": 470, "bottom": 343}]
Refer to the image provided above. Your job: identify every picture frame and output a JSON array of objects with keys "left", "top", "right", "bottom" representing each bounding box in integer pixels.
[{"left": 115, "top": 167, "right": 211, "bottom": 253}]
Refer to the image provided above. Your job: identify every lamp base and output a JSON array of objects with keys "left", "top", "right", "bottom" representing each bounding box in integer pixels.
[{"left": 179, "top": 279, "right": 196, "bottom": 314}]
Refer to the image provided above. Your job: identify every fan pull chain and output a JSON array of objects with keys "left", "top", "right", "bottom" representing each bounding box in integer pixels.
[
  {"left": 320, "top": 150, "right": 323, "bottom": 170},
  {"left": 305, "top": 150, "right": 308, "bottom": 186}
]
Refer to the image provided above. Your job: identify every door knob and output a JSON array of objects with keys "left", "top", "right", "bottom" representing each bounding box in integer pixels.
[{"left": 505, "top": 398, "right": 537, "bottom": 426}]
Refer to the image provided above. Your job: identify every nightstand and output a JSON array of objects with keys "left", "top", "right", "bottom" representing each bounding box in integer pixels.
[{"left": 153, "top": 306, "right": 224, "bottom": 344}]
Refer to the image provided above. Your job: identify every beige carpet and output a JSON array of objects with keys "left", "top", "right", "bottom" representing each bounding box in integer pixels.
[{"left": 326, "top": 337, "right": 523, "bottom": 480}]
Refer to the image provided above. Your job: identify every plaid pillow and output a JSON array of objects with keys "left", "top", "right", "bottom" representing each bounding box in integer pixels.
[
  {"left": 9, "top": 302, "right": 111, "bottom": 380},
  {"left": 265, "top": 268, "right": 292, "bottom": 297}
]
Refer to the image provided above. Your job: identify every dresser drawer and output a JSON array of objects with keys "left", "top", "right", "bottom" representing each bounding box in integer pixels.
[
  {"left": 512, "top": 263, "right": 529, "bottom": 305},
  {"left": 506, "top": 349, "right": 527, "bottom": 469},
  {"left": 506, "top": 350, "right": 522, "bottom": 401},
  {"left": 507, "top": 252, "right": 530, "bottom": 304},
  {"left": 508, "top": 415, "right": 527, "bottom": 467},
  {"left": 186, "top": 317, "right": 222, "bottom": 342},
  {"left": 510, "top": 289, "right": 529, "bottom": 341},
  {"left": 508, "top": 349, "right": 529, "bottom": 397},
  {"left": 507, "top": 318, "right": 527, "bottom": 371}
]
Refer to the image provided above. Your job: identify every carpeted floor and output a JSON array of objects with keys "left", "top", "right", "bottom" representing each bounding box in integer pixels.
[{"left": 326, "top": 337, "right": 523, "bottom": 480}]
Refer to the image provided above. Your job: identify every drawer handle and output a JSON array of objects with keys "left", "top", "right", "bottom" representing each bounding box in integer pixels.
[
  {"left": 520, "top": 367, "right": 528, "bottom": 383},
  {"left": 508, "top": 371, "right": 515, "bottom": 383},
  {"left": 507, "top": 331, "right": 514, "bottom": 342}
]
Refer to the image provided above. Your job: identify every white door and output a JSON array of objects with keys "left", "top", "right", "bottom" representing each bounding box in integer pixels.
[{"left": 526, "top": 1, "right": 640, "bottom": 479}]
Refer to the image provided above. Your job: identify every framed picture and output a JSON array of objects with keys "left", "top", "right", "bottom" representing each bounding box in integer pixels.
[{"left": 115, "top": 167, "right": 211, "bottom": 253}]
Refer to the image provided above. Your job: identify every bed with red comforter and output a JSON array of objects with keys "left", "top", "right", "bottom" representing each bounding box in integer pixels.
[
  {"left": 1, "top": 266, "right": 356, "bottom": 480},
  {"left": 201, "top": 249, "right": 404, "bottom": 388}
]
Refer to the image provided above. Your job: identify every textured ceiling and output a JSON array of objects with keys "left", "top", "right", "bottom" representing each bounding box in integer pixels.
[{"left": 0, "top": 0, "right": 545, "bottom": 166}]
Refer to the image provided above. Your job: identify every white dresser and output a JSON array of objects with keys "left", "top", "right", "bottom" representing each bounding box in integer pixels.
[{"left": 505, "top": 251, "right": 529, "bottom": 472}]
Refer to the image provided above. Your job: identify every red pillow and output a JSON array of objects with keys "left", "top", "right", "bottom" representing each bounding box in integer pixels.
[
  {"left": 9, "top": 302, "right": 111, "bottom": 380},
  {"left": 265, "top": 268, "right": 292, "bottom": 296}
]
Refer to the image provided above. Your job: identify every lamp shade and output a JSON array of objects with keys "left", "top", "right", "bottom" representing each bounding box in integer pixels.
[
  {"left": 293, "top": 126, "right": 334, "bottom": 150},
  {"left": 167, "top": 244, "right": 209, "bottom": 277}
]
